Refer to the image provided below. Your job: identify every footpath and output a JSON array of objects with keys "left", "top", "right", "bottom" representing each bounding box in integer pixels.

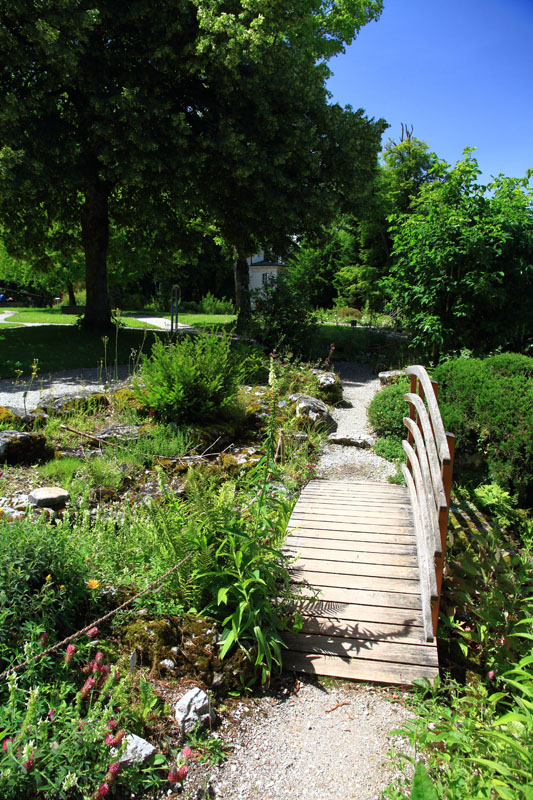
[{"left": 192, "top": 363, "right": 412, "bottom": 800}]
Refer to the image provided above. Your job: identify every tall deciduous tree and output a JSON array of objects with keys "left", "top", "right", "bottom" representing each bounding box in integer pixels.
[
  {"left": 0, "top": 0, "right": 383, "bottom": 332},
  {"left": 386, "top": 150, "right": 533, "bottom": 358}
]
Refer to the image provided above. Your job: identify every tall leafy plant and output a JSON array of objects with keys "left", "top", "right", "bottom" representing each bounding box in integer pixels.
[
  {"left": 133, "top": 330, "right": 243, "bottom": 422},
  {"left": 386, "top": 151, "right": 533, "bottom": 359}
]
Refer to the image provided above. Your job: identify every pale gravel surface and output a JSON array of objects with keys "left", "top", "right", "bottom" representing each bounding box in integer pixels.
[
  {"left": 317, "top": 361, "right": 397, "bottom": 483},
  {"left": 205, "top": 679, "right": 413, "bottom": 800}
]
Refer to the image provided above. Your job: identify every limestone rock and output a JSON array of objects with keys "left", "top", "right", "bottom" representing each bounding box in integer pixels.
[
  {"left": 327, "top": 434, "right": 375, "bottom": 448},
  {"left": 118, "top": 733, "right": 157, "bottom": 766},
  {"left": 175, "top": 687, "right": 216, "bottom": 738},
  {"left": 379, "top": 370, "right": 405, "bottom": 387},
  {"left": 0, "top": 430, "right": 52, "bottom": 465},
  {"left": 28, "top": 486, "right": 70, "bottom": 508},
  {"left": 39, "top": 390, "right": 110, "bottom": 416},
  {"left": 288, "top": 394, "right": 334, "bottom": 430},
  {"left": 311, "top": 370, "right": 343, "bottom": 404}
]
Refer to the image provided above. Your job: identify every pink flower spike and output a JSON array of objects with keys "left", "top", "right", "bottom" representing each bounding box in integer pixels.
[
  {"left": 47, "top": 708, "right": 56, "bottom": 722},
  {"left": 95, "top": 651, "right": 105, "bottom": 666},
  {"left": 105, "top": 734, "right": 115, "bottom": 746},
  {"left": 168, "top": 764, "right": 180, "bottom": 783},
  {"left": 87, "top": 626, "right": 98, "bottom": 639},
  {"left": 107, "top": 762, "right": 120, "bottom": 776},
  {"left": 64, "top": 644, "right": 76, "bottom": 664},
  {"left": 176, "top": 764, "right": 188, "bottom": 781},
  {"left": 487, "top": 670, "right": 496, "bottom": 681},
  {"left": 181, "top": 746, "right": 192, "bottom": 761},
  {"left": 2, "top": 738, "right": 14, "bottom": 752},
  {"left": 23, "top": 755, "right": 34, "bottom": 771},
  {"left": 106, "top": 718, "right": 118, "bottom": 731},
  {"left": 96, "top": 782, "right": 110, "bottom": 798}
]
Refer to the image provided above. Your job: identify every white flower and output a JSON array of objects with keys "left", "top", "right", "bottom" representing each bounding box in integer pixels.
[{"left": 62, "top": 772, "right": 79, "bottom": 791}]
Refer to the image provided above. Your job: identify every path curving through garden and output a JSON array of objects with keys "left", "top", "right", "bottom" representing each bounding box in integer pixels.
[{"left": 192, "top": 362, "right": 413, "bottom": 800}]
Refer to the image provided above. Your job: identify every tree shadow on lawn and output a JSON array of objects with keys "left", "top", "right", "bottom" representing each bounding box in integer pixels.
[{"left": 0, "top": 325, "right": 164, "bottom": 381}]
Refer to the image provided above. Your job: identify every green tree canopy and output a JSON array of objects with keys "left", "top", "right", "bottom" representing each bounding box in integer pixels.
[
  {"left": 386, "top": 150, "right": 533, "bottom": 359},
  {"left": 0, "top": 0, "right": 383, "bottom": 331}
]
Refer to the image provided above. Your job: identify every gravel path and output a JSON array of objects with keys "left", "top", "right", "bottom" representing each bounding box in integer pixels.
[
  {"left": 184, "top": 362, "right": 411, "bottom": 800},
  {"left": 317, "top": 362, "right": 396, "bottom": 483},
  {"left": 205, "top": 678, "right": 413, "bottom": 800}
]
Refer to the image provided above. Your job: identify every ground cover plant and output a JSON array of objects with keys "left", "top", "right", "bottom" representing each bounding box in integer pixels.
[
  {"left": 366, "top": 356, "right": 533, "bottom": 799},
  {"left": 0, "top": 338, "right": 332, "bottom": 797}
]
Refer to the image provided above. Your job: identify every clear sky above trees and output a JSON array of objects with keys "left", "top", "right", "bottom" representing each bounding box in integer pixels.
[{"left": 327, "top": 0, "right": 533, "bottom": 182}]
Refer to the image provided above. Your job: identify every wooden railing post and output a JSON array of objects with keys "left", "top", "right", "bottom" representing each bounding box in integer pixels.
[
  {"left": 434, "top": 433, "right": 456, "bottom": 631},
  {"left": 408, "top": 374, "right": 418, "bottom": 453}
]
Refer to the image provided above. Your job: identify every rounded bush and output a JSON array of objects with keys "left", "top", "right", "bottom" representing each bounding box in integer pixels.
[
  {"left": 367, "top": 378, "right": 409, "bottom": 439},
  {"left": 434, "top": 354, "right": 533, "bottom": 507}
]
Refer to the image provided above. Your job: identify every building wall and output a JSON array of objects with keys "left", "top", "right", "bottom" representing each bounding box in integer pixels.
[{"left": 249, "top": 265, "right": 280, "bottom": 294}]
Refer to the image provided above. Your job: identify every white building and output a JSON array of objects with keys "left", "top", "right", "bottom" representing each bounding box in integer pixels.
[{"left": 247, "top": 251, "right": 284, "bottom": 295}]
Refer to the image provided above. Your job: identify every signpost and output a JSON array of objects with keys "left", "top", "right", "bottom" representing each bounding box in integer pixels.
[{"left": 170, "top": 284, "right": 181, "bottom": 335}]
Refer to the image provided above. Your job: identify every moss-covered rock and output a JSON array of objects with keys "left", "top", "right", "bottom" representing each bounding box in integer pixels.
[
  {"left": 121, "top": 613, "right": 254, "bottom": 691},
  {"left": 40, "top": 391, "right": 111, "bottom": 416},
  {"left": 0, "top": 430, "right": 54, "bottom": 465}
]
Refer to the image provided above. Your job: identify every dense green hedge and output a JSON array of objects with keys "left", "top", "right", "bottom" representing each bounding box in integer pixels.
[
  {"left": 434, "top": 354, "right": 533, "bottom": 506},
  {"left": 367, "top": 355, "right": 533, "bottom": 506},
  {"left": 367, "top": 377, "right": 409, "bottom": 439}
]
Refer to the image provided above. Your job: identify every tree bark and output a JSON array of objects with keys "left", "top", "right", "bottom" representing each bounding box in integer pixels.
[
  {"left": 66, "top": 280, "right": 76, "bottom": 306},
  {"left": 234, "top": 253, "right": 251, "bottom": 331},
  {"left": 80, "top": 180, "right": 112, "bottom": 332}
]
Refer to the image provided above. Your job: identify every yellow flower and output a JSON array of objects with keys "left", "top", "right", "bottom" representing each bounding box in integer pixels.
[
  {"left": 45, "top": 574, "right": 52, "bottom": 582},
  {"left": 59, "top": 585, "right": 65, "bottom": 590},
  {"left": 87, "top": 579, "right": 100, "bottom": 590}
]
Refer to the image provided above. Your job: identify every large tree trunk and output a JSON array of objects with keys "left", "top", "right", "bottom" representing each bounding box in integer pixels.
[
  {"left": 234, "top": 253, "right": 251, "bottom": 332},
  {"left": 66, "top": 280, "right": 76, "bottom": 306},
  {"left": 80, "top": 180, "right": 112, "bottom": 332}
]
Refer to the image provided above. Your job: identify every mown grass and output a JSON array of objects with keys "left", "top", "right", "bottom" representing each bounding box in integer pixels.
[
  {"left": 4, "top": 307, "right": 160, "bottom": 328},
  {"left": 310, "top": 322, "right": 412, "bottom": 368},
  {"left": 0, "top": 325, "right": 165, "bottom": 379}
]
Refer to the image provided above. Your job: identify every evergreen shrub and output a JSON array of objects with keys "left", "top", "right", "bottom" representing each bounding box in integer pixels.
[
  {"left": 133, "top": 330, "right": 243, "bottom": 423},
  {"left": 434, "top": 354, "right": 533, "bottom": 506},
  {"left": 367, "top": 377, "right": 409, "bottom": 439},
  {"left": 367, "top": 355, "right": 533, "bottom": 506}
]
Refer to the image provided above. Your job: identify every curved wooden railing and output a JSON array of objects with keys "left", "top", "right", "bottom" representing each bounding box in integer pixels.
[{"left": 401, "top": 366, "right": 455, "bottom": 642}]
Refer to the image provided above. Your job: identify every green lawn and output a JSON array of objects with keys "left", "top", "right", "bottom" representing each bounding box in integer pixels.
[
  {"left": 0, "top": 326, "right": 166, "bottom": 379},
  {"left": 1, "top": 307, "right": 236, "bottom": 330},
  {"left": 4, "top": 307, "right": 160, "bottom": 328},
  {"left": 175, "top": 313, "right": 236, "bottom": 329},
  {"left": 310, "top": 323, "right": 411, "bottom": 368}
]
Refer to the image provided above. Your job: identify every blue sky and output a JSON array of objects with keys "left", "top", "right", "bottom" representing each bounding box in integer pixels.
[{"left": 326, "top": 0, "right": 533, "bottom": 183}]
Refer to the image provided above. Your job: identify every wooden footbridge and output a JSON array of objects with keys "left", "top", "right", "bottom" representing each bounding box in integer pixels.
[{"left": 282, "top": 366, "right": 455, "bottom": 685}]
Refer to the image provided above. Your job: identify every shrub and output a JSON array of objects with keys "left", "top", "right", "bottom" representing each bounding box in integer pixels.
[
  {"left": 251, "top": 276, "right": 317, "bottom": 355},
  {"left": 133, "top": 330, "right": 244, "bottom": 423},
  {"left": 434, "top": 354, "right": 533, "bottom": 506},
  {"left": 367, "top": 378, "right": 409, "bottom": 439},
  {"left": 0, "top": 517, "right": 90, "bottom": 677}
]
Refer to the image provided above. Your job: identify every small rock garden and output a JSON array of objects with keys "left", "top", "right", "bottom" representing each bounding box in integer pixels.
[{"left": 0, "top": 330, "right": 342, "bottom": 800}]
